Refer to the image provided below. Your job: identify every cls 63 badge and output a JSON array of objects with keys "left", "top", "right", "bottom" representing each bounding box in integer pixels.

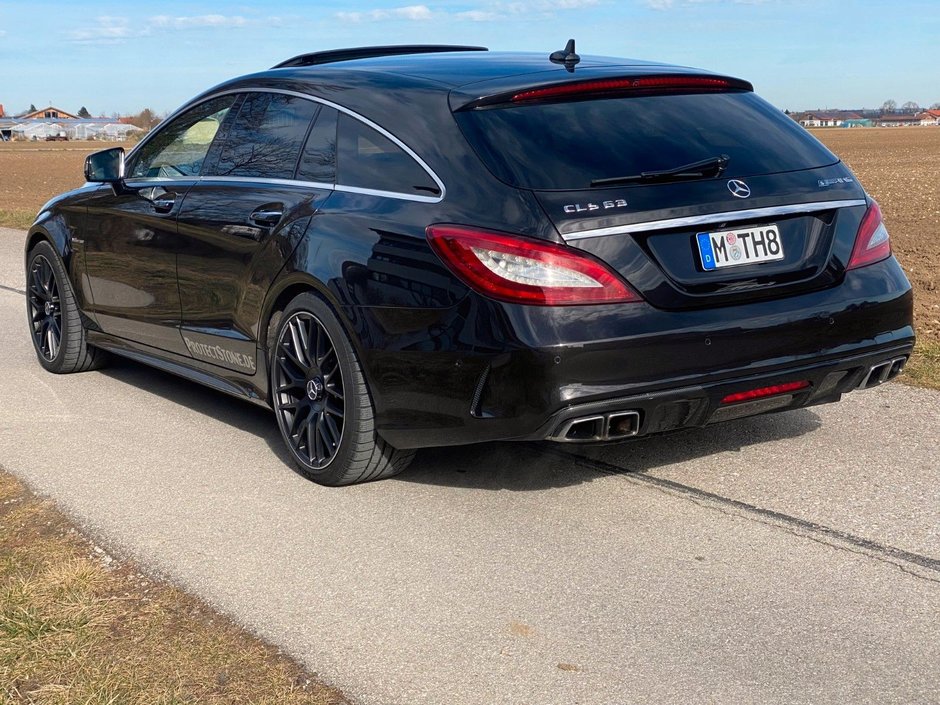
[{"left": 564, "top": 199, "right": 628, "bottom": 214}]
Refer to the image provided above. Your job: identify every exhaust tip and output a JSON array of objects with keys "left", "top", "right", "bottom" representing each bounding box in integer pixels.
[
  {"left": 555, "top": 415, "right": 605, "bottom": 442},
  {"left": 550, "top": 410, "right": 641, "bottom": 442},
  {"left": 857, "top": 356, "right": 908, "bottom": 389},
  {"left": 607, "top": 411, "right": 640, "bottom": 440}
]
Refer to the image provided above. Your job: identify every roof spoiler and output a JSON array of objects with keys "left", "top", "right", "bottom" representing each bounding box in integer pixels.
[
  {"left": 273, "top": 45, "right": 488, "bottom": 69},
  {"left": 455, "top": 73, "right": 753, "bottom": 111}
]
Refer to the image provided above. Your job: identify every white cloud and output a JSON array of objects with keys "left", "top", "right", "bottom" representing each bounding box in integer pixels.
[
  {"left": 456, "top": 10, "right": 501, "bottom": 20},
  {"left": 336, "top": 1, "right": 599, "bottom": 23},
  {"left": 336, "top": 5, "right": 435, "bottom": 22},
  {"left": 647, "top": 0, "right": 768, "bottom": 8},
  {"left": 149, "top": 14, "right": 250, "bottom": 29},
  {"left": 68, "top": 13, "right": 274, "bottom": 44},
  {"left": 68, "top": 16, "right": 141, "bottom": 44}
]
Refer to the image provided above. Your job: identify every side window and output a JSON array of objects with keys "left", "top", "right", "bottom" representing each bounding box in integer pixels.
[
  {"left": 297, "top": 106, "right": 338, "bottom": 184},
  {"left": 336, "top": 113, "right": 440, "bottom": 197},
  {"left": 212, "top": 93, "right": 318, "bottom": 179},
  {"left": 129, "top": 95, "right": 236, "bottom": 178}
]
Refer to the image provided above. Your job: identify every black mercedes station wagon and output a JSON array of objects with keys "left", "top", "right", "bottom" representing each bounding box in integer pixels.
[{"left": 25, "top": 43, "right": 914, "bottom": 485}]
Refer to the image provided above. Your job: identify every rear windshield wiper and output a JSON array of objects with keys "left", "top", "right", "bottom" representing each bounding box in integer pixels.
[{"left": 590, "top": 154, "right": 730, "bottom": 188}]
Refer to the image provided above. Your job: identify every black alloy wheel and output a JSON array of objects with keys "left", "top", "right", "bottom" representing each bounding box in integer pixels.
[
  {"left": 27, "top": 254, "right": 62, "bottom": 361},
  {"left": 270, "top": 293, "right": 415, "bottom": 486},
  {"left": 25, "top": 241, "right": 107, "bottom": 374},
  {"left": 273, "top": 310, "right": 346, "bottom": 470}
]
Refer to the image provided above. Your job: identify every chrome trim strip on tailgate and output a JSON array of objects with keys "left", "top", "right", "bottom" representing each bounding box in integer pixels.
[{"left": 561, "top": 199, "right": 868, "bottom": 242}]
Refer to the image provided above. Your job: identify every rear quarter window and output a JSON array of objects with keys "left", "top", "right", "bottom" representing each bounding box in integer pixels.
[
  {"left": 336, "top": 113, "right": 440, "bottom": 197},
  {"left": 455, "top": 92, "right": 839, "bottom": 190}
]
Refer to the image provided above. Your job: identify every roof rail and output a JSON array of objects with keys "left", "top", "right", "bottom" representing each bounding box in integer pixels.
[{"left": 272, "top": 45, "right": 488, "bottom": 69}]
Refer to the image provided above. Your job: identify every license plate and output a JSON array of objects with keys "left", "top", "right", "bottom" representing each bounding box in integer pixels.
[{"left": 696, "top": 224, "right": 784, "bottom": 271}]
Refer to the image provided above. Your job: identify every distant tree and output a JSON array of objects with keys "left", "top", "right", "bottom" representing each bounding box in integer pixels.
[
  {"left": 931, "top": 102, "right": 940, "bottom": 110},
  {"left": 28, "top": 103, "right": 37, "bottom": 113},
  {"left": 881, "top": 99, "right": 896, "bottom": 113},
  {"left": 784, "top": 108, "right": 790, "bottom": 115},
  {"left": 77, "top": 106, "right": 91, "bottom": 118},
  {"left": 900, "top": 101, "right": 920, "bottom": 113},
  {"left": 127, "top": 108, "right": 161, "bottom": 130}
]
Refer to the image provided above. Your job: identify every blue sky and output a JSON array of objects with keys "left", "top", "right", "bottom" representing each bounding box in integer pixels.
[{"left": 0, "top": 0, "right": 936, "bottom": 116}]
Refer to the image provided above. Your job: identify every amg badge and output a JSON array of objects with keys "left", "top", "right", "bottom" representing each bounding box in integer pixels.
[{"left": 564, "top": 198, "right": 628, "bottom": 215}]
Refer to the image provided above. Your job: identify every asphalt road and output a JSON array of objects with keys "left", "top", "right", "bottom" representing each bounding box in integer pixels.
[{"left": 2, "top": 227, "right": 939, "bottom": 704}]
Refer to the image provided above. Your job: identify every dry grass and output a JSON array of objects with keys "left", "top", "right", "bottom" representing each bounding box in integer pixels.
[{"left": 0, "top": 470, "right": 348, "bottom": 705}]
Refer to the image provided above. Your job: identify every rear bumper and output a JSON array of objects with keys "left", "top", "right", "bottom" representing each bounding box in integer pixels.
[
  {"left": 533, "top": 345, "right": 911, "bottom": 443},
  {"left": 359, "top": 257, "right": 914, "bottom": 449}
]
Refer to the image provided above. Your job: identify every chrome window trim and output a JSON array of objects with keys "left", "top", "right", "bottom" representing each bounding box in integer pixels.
[
  {"left": 561, "top": 199, "right": 869, "bottom": 241},
  {"left": 197, "top": 175, "right": 333, "bottom": 190},
  {"left": 126, "top": 87, "right": 446, "bottom": 203}
]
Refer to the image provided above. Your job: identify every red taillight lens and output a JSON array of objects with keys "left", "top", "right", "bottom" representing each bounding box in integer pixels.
[
  {"left": 511, "top": 75, "right": 748, "bottom": 103},
  {"left": 721, "top": 381, "right": 810, "bottom": 405},
  {"left": 426, "top": 225, "right": 642, "bottom": 306},
  {"left": 847, "top": 200, "right": 891, "bottom": 270}
]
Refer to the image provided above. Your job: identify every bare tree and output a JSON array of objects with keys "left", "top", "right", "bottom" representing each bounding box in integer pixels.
[
  {"left": 881, "top": 99, "right": 896, "bottom": 113},
  {"left": 930, "top": 102, "right": 940, "bottom": 110},
  {"left": 127, "top": 108, "right": 162, "bottom": 130},
  {"left": 901, "top": 101, "right": 920, "bottom": 113}
]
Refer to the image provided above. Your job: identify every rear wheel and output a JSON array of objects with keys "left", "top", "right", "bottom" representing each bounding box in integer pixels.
[
  {"left": 26, "top": 241, "right": 107, "bottom": 374},
  {"left": 270, "top": 293, "right": 414, "bottom": 486}
]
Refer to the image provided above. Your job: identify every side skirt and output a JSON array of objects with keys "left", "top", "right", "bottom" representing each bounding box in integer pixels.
[{"left": 87, "top": 330, "right": 271, "bottom": 410}]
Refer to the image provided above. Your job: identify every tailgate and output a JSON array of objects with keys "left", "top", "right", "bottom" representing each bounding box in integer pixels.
[{"left": 534, "top": 165, "right": 868, "bottom": 309}]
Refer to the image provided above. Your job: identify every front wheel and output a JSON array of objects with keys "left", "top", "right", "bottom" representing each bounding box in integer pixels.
[
  {"left": 26, "top": 241, "right": 107, "bottom": 374},
  {"left": 270, "top": 293, "right": 414, "bottom": 486}
]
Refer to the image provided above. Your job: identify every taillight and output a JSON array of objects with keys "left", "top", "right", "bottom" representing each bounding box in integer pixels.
[
  {"left": 847, "top": 200, "right": 891, "bottom": 270},
  {"left": 511, "top": 75, "right": 750, "bottom": 103},
  {"left": 426, "top": 225, "right": 642, "bottom": 306}
]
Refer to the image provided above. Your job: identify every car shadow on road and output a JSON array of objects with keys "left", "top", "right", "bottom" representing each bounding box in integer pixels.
[
  {"left": 397, "top": 407, "right": 824, "bottom": 491},
  {"left": 98, "top": 356, "right": 823, "bottom": 492},
  {"left": 97, "top": 357, "right": 296, "bottom": 469}
]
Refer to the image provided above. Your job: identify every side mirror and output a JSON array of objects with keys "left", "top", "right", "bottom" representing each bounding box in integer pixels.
[{"left": 84, "top": 147, "right": 125, "bottom": 183}]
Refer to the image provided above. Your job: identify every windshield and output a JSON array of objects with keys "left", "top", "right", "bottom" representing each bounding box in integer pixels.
[{"left": 455, "top": 91, "right": 839, "bottom": 190}]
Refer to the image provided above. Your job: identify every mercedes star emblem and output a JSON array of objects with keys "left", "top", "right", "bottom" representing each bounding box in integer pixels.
[{"left": 727, "top": 179, "right": 751, "bottom": 198}]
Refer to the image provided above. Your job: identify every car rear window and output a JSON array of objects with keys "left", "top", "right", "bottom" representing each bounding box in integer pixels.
[{"left": 455, "top": 91, "right": 839, "bottom": 190}]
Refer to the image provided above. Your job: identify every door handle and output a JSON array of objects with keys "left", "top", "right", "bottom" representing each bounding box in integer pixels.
[
  {"left": 152, "top": 194, "right": 176, "bottom": 213},
  {"left": 249, "top": 206, "right": 284, "bottom": 227}
]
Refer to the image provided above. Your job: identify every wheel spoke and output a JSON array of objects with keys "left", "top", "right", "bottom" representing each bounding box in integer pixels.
[
  {"left": 307, "top": 414, "right": 326, "bottom": 465},
  {"left": 29, "top": 283, "right": 47, "bottom": 302},
  {"left": 41, "top": 260, "right": 54, "bottom": 293},
  {"left": 288, "top": 406, "right": 310, "bottom": 443},
  {"left": 323, "top": 413, "right": 341, "bottom": 447},
  {"left": 287, "top": 320, "right": 307, "bottom": 369},
  {"left": 276, "top": 355, "right": 305, "bottom": 389},
  {"left": 46, "top": 327, "right": 58, "bottom": 359},
  {"left": 317, "top": 416, "right": 333, "bottom": 452}
]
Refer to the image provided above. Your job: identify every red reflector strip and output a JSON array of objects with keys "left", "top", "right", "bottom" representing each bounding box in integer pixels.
[
  {"left": 721, "top": 381, "right": 810, "bottom": 405},
  {"left": 511, "top": 75, "right": 743, "bottom": 103}
]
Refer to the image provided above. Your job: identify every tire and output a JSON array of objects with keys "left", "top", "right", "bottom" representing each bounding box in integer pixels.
[
  {"left": 269, "top": 292, "right": 414, "bottom": 486},
  {"left": 25, "top": 241, "right": 107, "bottom": 374}
]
